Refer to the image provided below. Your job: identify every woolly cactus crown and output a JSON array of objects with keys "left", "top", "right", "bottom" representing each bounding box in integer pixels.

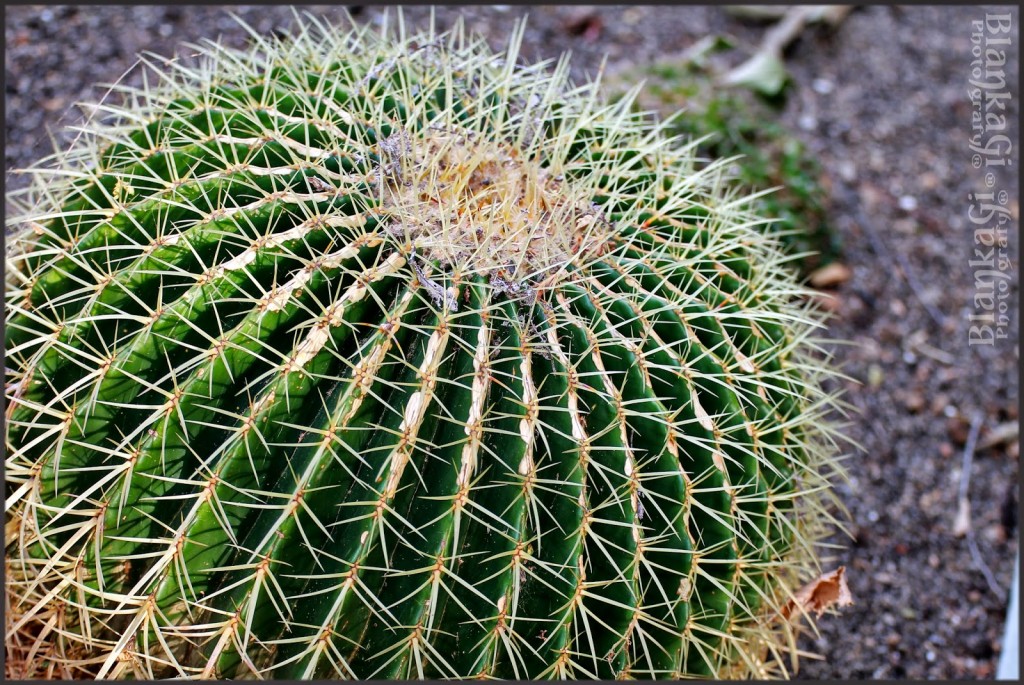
[{"left": 5, "top": 12, "right": 847, "bottom": 680}]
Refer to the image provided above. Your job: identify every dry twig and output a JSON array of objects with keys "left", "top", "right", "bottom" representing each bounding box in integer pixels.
[{"left": 955, "top": 410, "right": 1004, "bottom": 597}]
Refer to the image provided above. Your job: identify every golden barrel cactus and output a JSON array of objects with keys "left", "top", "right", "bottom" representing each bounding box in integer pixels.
[{"left": 5, "top": 13, "right": 847, "bottom": 679}]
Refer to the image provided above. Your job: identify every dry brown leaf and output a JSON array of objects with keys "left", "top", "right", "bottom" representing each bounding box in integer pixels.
[
  {"left": 808, "top": 262, "right": 853, "bottom": 288},
  {"left": 780, "top": 566, "right": 854, "bottom": 621},
  {"left": 978, "top": 421, "right": 1019, "bottom": 450}
]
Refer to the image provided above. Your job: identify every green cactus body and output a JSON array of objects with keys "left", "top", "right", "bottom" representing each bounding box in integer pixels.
[{"left": 5, "top": 14, "right": 845, "bottom": 680}]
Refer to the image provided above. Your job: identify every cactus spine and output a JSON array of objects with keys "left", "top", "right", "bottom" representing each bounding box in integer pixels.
[{"left": 5, "top": 13, "right": 846, "bottom": 679}]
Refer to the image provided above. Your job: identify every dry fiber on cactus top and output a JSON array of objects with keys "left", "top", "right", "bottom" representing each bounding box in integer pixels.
[{"left": 5, "top": 13, "right": 847, "bottom": 680}]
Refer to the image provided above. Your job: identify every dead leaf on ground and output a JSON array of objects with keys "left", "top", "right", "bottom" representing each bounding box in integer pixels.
[
  {"left": 809, "top": 262, "right": 852, "bottom": 288},
  {"left": 978, "top": 421, "right": 1019, "bottom": 451},
  {"left": 780, "top": 566, "right": 854, "bottom": 621}
]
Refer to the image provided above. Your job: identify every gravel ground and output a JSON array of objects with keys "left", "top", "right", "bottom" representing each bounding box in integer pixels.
[{"left": 5, "top": 4, "right": 1020, "bottom": 680}]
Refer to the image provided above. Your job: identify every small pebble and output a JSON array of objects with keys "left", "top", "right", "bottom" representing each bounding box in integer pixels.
[
  {"left": 947, "top": 417, "right": 970, "bottom": 444},
  {"left": 868, "top": 363, "right": 884, "bottom": 389},
  {"left": 622, "top": 7, "right": 643, "bottom": 24},
  {"left": 869, "top": 149, "right": 886, "bottom": 171},
  {"left": 838, "top": 159, "right": 857, "bottom": 182},
  {"left": 914, "top": 361, "right": 932, "bottom": 382},
  {"left": 930, "top": 393, "right": 950, "bottom": 415},
  {"left": 904, "top": 392, "right": 925, "bottom": 413},
  {"left": 812, "top": 78, "right": 834, "bottom": 95},
  {"left": 894, "top": 218, "right": 918, "bottom": 234},
  {"left": 899, "top": 195, "right": 918, "bottom": 212}
]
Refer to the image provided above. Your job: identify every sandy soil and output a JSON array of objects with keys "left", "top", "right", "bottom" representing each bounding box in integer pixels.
[{"left": 5, "top": 4, "right": 1019, "bottom": 679}]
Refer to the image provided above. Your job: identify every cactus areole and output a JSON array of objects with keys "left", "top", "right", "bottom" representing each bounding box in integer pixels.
[{"left": 5, "top": 15, "right": 845, "bottom": 680}]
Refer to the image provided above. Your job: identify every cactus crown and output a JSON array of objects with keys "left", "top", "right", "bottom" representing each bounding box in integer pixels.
[{"left": 5, "top": 11, "right": 847, "bottom": 680}]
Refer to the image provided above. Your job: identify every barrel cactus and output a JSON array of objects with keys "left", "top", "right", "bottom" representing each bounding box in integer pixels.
[{"left": 5, "top": 13, "right": 846, "bottom": 680}]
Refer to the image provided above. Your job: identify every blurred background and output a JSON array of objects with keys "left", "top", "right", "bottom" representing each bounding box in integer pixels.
[{"left": 5, "top": 4, "right": 1019, "bottom": 679}]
